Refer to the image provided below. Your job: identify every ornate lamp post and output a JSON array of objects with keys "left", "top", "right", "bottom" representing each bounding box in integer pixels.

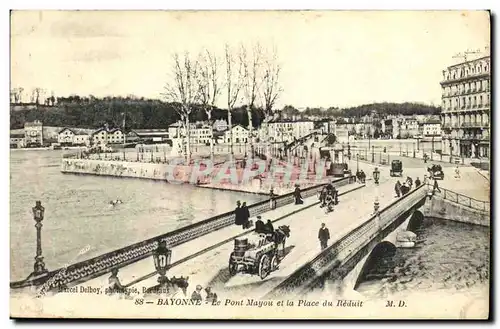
[
  {"left": 371, "top": 145, "right": 375, "bottom": 163},
  {"left": 153, "top": 240, "right": 172, "bottom": 288},
  {"left": 373, "top": 196, "right": 380, "bottom": 214},
  {"left": 373, "top": 167, "right": 380, "bottom": 185},
  {"left": 28, "top": 201, "right": 49, "bottom": 280}
]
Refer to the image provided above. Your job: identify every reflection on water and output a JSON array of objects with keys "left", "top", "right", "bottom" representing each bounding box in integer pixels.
[
  {"left": 10, "top": 150, "right": 266, "bottom": 281},
  {"left": 355, "top": 218, "right": 490, "bottom": 299}
]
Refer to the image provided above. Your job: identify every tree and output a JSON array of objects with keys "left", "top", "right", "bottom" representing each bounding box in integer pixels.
[
  {"left": 32, "top": 88, "right": 45, "bottom": 105},
  {"left": 224, "top": 44, "right": 245, "bottom": 162},
  {"left": 261, "top": 47, "right": 283, "bottom": 117},
  {"left": 240, "top": 43, "right": 263, "bottom": 158},
  {"left": 197, "top": 49, "right": 221, "bottom": 162},
  {"left": 162, "top": 52, "right": 200, "bottom": 162}
]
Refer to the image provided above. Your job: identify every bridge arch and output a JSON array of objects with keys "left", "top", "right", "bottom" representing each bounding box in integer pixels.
[
  {"left": 407, "top": 210, "right": 424, "bottom": 233},
  {"left": 353, "top": 241, "right": 396, "bottom": 290}
]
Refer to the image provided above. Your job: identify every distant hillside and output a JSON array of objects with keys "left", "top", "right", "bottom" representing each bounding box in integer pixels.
[
  {"left": 9, "top": 97, "right": 267, "bottom": 130},
  {"left": 280, "top": 102, "right": 441, "bottom": 118}
]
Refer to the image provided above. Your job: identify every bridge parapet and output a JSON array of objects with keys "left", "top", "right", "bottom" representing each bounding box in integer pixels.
[
  {"left": 11, "top": 176, "right": 356, "bottom": 291},
  {"left": 440, "top": 187, "right": 490, "bottom": 213},
  {"left": 264, "top": 183, "right": 429, "bottom": 299}
]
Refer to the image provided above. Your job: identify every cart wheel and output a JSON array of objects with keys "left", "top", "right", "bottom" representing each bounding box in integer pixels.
[
  {"left": 270, "top": 254, "right": 279, "bottom": 271},
  {"left": 258, "top": 254, "right": 271, "bottom": 280},
  {"left": 228, "top": 254, "right": 237, "bottom": 276}
]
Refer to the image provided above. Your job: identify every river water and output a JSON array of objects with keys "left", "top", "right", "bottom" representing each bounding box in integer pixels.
[
  {"left": 9, "top": 150, "right": 266, "bottom": 281},
  {"left": 353, "top": 217, "right": 490, "bottom": 298}
]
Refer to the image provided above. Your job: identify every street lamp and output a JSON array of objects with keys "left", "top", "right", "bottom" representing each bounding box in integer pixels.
[
  {"left": 373, "top": 196, "right": 380, "bottom": 214},
  {"left": 28, "top": 201, "right": 49, "bottom": 280},
  {"left": 356, "top": 154, "right": 359, "bottom": 172},
  {"left": 371, "top": 145, "right": 375, "bottom": 163},
  {"left": 153, "top": 240, "right": 172, "bottom": 286},
  {"left": 373, "top": 167, "right": 380, "bottom": 185}
]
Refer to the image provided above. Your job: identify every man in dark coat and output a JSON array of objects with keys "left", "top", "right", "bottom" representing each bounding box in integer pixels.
[
  {"left": 395, "top": 180, "right": 402, "bottom": 197},
  {"left": 241, "top": 202, "right": 251, "bottom": 229},
  {"left": 294, "top": 185, "right": 304, "bottom": 205},
  {"left": 234, "top": 201, "right": 242, "bottom": 226},
  {"left": 264, "top": 220, "right": 274, "bottom": 235},
  {"left": 415, "top": 177, "right": 421, "bottom": 188},
  {"left": 255, "top": 216, "right": 265, "bottom": 234},
  {"left": 318, "top": 223, "right": 330, "bottom": 250},
  {"left": 433, "top": 179, "right": 441, "bottom": 193}
]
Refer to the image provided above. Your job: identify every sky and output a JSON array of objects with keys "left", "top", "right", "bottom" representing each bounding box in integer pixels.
[{"left": 10, "top": 10, "right": 490, "bottom": 109}]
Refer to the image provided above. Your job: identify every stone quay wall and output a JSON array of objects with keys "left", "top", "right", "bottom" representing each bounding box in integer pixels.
[{"left": 61, "top": 158, "right": 333, "bottom": 191}]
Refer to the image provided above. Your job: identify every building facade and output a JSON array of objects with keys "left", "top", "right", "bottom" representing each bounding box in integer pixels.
[
  {"left": 24, "top": 120, "right": 44, "bottom": 146},
  {"left": 440, "top": 55, "right": 490, "bottom": 158},
  {"left": 213, "top": 119, "right": 228, "bottom": 132},
  {"left": 261, "top": 119, "right": 315, "bottom": 143},
  {"left": 422, "top": 119, "right": 442, "bottom": 137},
  {"left": 58, "top": 128, "right": 75, "bottom": 145},
  {"left": 91, "top": 127, "right": 124, "bottom": 145},
  {"left": 224, "top": 125, "right": 249, "bottom": 144}
]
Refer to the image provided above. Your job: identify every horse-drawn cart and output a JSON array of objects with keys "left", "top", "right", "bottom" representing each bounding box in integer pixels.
[
  {"left": 390, "top": 160, "right": 403, "bottom": 177},
  {"left": 428, "top": 164, "right": 444, "bottom": 180},
  {"left": 228, "top": 226, "right": 290, "bottom": 280}
]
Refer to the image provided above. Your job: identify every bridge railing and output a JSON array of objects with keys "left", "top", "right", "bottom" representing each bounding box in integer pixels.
[
  {"left": 11, "top": 175, "right": 356, "bottom": 290},
  {"left": 264, "top": 183, "right": 429, "bottom": 299},
  {"left": 441, "top": 187, "right": 490, "bottom": 213}
]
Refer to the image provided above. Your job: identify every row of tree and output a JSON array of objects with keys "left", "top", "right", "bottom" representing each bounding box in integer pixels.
[{"left": 162, "top": 44, "right": 282, "bottom": 162}]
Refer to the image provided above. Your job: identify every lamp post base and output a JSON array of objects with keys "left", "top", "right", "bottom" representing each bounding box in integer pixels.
[{"left": 26, "top": 269, "right": 49, "bottom": 282}]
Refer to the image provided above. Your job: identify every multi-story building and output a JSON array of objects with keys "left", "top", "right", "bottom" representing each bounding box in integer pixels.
[
  {"left": 440, "top": 55, "right": 490, "bottom": 158},
  {"left": 422, "top": 118, "right": 442, "bottom": 137},
  {"left": 190, "top": 123, "right": 212, "bottom": 145},
  {"left": 260, "top": 119, "right": 315, "bottom": 143},
  {"left": 58, "top": 128, "right": 75, "bottom": 145},
  {"left": 213, "top": 119, "right": 228, "bottom": 132},
  {"left": 24, "top": 120, "right": 44, "bottom": 146},
  {"left": 224, "top": 124, "right": 249, "bottom": 144},
  {"left": 91, "top": 126, "right": 124, "bottom": 145},
  {"left": 10, "top": 132, "right": 25, "bottom": 148}
]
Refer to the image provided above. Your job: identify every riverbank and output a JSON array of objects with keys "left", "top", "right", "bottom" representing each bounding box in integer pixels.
[{"left": 60, "top": 157, "right": 336, "bottom": 195}]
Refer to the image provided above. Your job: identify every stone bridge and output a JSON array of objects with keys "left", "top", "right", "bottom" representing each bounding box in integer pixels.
[{"left": 11, "top": 173, "right": 489, "bottom": 302}]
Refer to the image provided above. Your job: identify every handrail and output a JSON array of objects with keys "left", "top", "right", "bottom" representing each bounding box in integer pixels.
[
  {"left": 440, "top": 186, "right": 490, "bottom": 212},
  {"left": 11, "top": 175, "right": 356, "bottom": 290},
  {"left": 264, "top": 183, "right": 429, "bottom": 299}
]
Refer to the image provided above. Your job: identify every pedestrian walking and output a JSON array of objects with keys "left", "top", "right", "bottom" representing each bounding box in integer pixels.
[
  {"left": 234, "top": 201, "right": 243, "bottom": 226},
  {"left": 318, "top": 223, "right": 330, "bottom": 250},
  {"left": 455, "top": 166, "right": 461, "bottom": 179},
  {"left": 191, "top": 285, "right": 203, "bottom": 302},
  {"left": 241, "top": 202, "right": 251, "bottom": 229},
  {"left": 433, "top": 179, "right": 441, "bottom": 193},
  {"left": 415, "top": 177, "right": 421, "bottom": 188},
  {"left": 294, "top": 184, "right": 304, "bottom": 205},
  {"left": 395, "top": 180, "right": 402, "bottom": 198}
]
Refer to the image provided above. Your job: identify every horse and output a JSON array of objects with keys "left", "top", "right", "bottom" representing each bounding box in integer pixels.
[
  {"left": 272, "top": 225, "right": 291, "bottom": 257},
  {"left": 143, "top": 276, "right": 189, "bottom": 297}
]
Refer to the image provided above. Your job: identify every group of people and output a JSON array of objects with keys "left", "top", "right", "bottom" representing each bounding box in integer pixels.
[
  {"left": 255, "top": 216, "right": 275, "bottom": 236},
  {"left": 191, "top": 284, "right": 218, "bottom": 303},
  {"left": 234, "top": 200, "right": 251, "bottom": 229},
  {"left": 318, "top": 182, "right": 339, "bottom": 208},
  {"left": 394, "top": 176, "right": 420, "bottom": 197},
  {"left": 355, "top": 170, "right": 367, "bottom": 183}
]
